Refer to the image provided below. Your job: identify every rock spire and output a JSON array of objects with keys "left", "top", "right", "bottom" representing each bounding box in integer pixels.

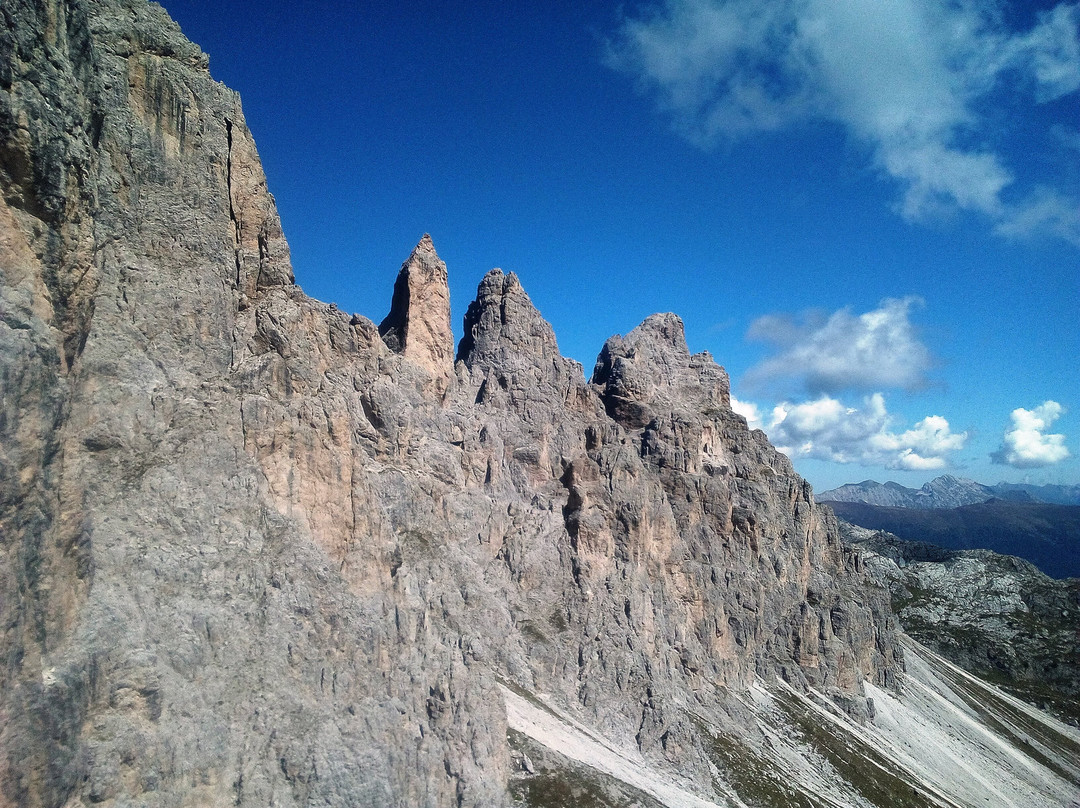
[
  {"left": 378, "top": 234, "right": 454, "bottom": 378},
  {"left": 455, "top": 268, "right": 561, "bottom": 369}
]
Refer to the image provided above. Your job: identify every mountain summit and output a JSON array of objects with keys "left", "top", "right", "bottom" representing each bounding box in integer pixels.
[
  {"left": 379, "top": 234, "right": 455, "bottom": 382},
  {"left": 1, "top": 2, "right": 1077, "bottom": 806},
  {"left": 819, "top": 474, "right": 1002, "bottom": 509}
]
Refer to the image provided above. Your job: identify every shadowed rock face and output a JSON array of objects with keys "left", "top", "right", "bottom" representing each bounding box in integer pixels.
[{"left": 0, "top": 2, "right": 903, "bottom": 806}]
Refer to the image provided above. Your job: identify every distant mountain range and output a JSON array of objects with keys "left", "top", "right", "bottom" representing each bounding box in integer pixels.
[
  {"left": 818, "top": 474, "right": 1080, "bottom": 509},
  {"left": 993, "top": 481, "right": 1080, "bottom": 506},
  {"left": 819, "top": 475, "right": 1080, "bottom": 579},
  {"left": 827, "top": 499, "right": 1080, "bottom": 579}
]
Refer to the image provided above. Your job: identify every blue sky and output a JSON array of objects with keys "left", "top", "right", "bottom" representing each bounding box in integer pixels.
[{"left": 159, "top": 0, "right": 1079, "bottom": 492}]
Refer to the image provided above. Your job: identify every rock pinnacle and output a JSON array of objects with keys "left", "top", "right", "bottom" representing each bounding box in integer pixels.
[{"left": 379, "top": 234, "right": 455, "bottom": 379}]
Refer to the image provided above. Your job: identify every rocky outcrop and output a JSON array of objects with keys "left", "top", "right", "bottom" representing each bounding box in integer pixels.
[
  {"left": 379, "top": 234, "right": 454, "bottom": 381},
  {"left": 455, "top": 267, "right": 589, "bottom": 414},
  {"left": 593, "top": 312, "right": 728, "bottom": 427},
  {"left": 844, "top": 522, "right": 1080, "bottom": 725}
]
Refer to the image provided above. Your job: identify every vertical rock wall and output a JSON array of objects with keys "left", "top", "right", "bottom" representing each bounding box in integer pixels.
[{"left": 0, "top": 1, "right": 900, "bottom": 806}]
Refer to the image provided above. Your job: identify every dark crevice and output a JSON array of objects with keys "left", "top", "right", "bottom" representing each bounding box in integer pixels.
[
  {"left": 378, "top": 265, "right": 411, "bottom": 353},
  {"left": 224, "top": 118, "right": 241, "bottom": 287}
]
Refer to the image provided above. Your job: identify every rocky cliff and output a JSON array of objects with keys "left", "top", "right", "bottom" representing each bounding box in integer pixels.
[
  {"left": 843, "top": 522, "right": 1080, "bottom": 725},
  {"left": 1, "top": 3, "right": 1076, "bottom": 807}
]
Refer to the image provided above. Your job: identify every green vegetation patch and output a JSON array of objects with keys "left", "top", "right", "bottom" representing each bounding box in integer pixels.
[
  {"left": 507, "top": 729, "right": 665, "bottom": 808},
  {"left": 511, "top": 771, "right": 633, "bottom": 808},
  {"left": 890, "top": 580, "right": 936, "bottom": 613},
  {"left": 549, "top": 608, "right": 569, "bottom": 633},
  {"left": 519, "top": 620, "right": 550, "bottom": 646},
  {"left": 898, "top": 615, "right": 988, "bottom": 654},
  {"left": 695, "top": 720, "right": 826, "bottom": 808}
]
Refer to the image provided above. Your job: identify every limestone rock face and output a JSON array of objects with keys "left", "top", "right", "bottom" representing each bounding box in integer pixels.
[
  {"left": 458, "top": 268, "right": 563, "bottom": 369},
  {"left": 379, "top": 234, "right": 454, "bottom": 379},
  {"left": 593, "top": 312, "right": 729, "bottom": 428},
  {"left": 0, "top": 2, "right": 908, "bottom": 807}
]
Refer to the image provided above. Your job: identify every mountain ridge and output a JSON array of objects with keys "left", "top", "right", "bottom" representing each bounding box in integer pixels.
[
  {"left": 1, "top": 2, "right": 1077, "bottom": 806},
  {"left": 826, "top": 499, "right": 1080, "bottom": 579},
  {"left": 819, "top": 474, "right": 1080, "bottom": 508}
]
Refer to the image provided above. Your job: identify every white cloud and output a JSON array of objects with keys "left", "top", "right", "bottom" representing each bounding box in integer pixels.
[
  {"left": 607, "top": 0, "right": 1080, "bottom": 242},
  {"left": 1022, "top": 3, "right": 1080, "bottom": 100},
  {"left": 992, "top": 400, "right": 1071, "bottom": 467},
  {"left": 730, "top": 394, "right": 764, "bottom": 430},
  {"left": 994, "top": 186, "right": 1080, "bottom": 244},
  {"left": 745, "top": 297, "right": 931, "bottom": 394},
  {"left": 758, "top": 392, "right": 967, "bottom": 469}
]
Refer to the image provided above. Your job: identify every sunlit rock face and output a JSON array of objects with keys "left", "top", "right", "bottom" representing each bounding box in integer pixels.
[
  {"left": 379, "top": 234, "right": 455, "bottom": 383},
  {"left": 7, "top": 2, "right": 1076, "bottom": 808}
]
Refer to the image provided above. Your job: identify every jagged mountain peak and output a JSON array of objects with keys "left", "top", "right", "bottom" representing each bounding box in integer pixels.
[
  {"left": 456, "top": 266, "right": 564, "bottom": 370},
  {"left": 378, "top": 233, "right": 454, "bottom": 379},
  {"left": 921, "top": 473, "right": 975, "bottom": 488},
  {"left": 629, "top": 311, "right": 691, "bottom": 355},
  {"left": 592, "top": 312, "right": 729, "bottom": 428}
]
